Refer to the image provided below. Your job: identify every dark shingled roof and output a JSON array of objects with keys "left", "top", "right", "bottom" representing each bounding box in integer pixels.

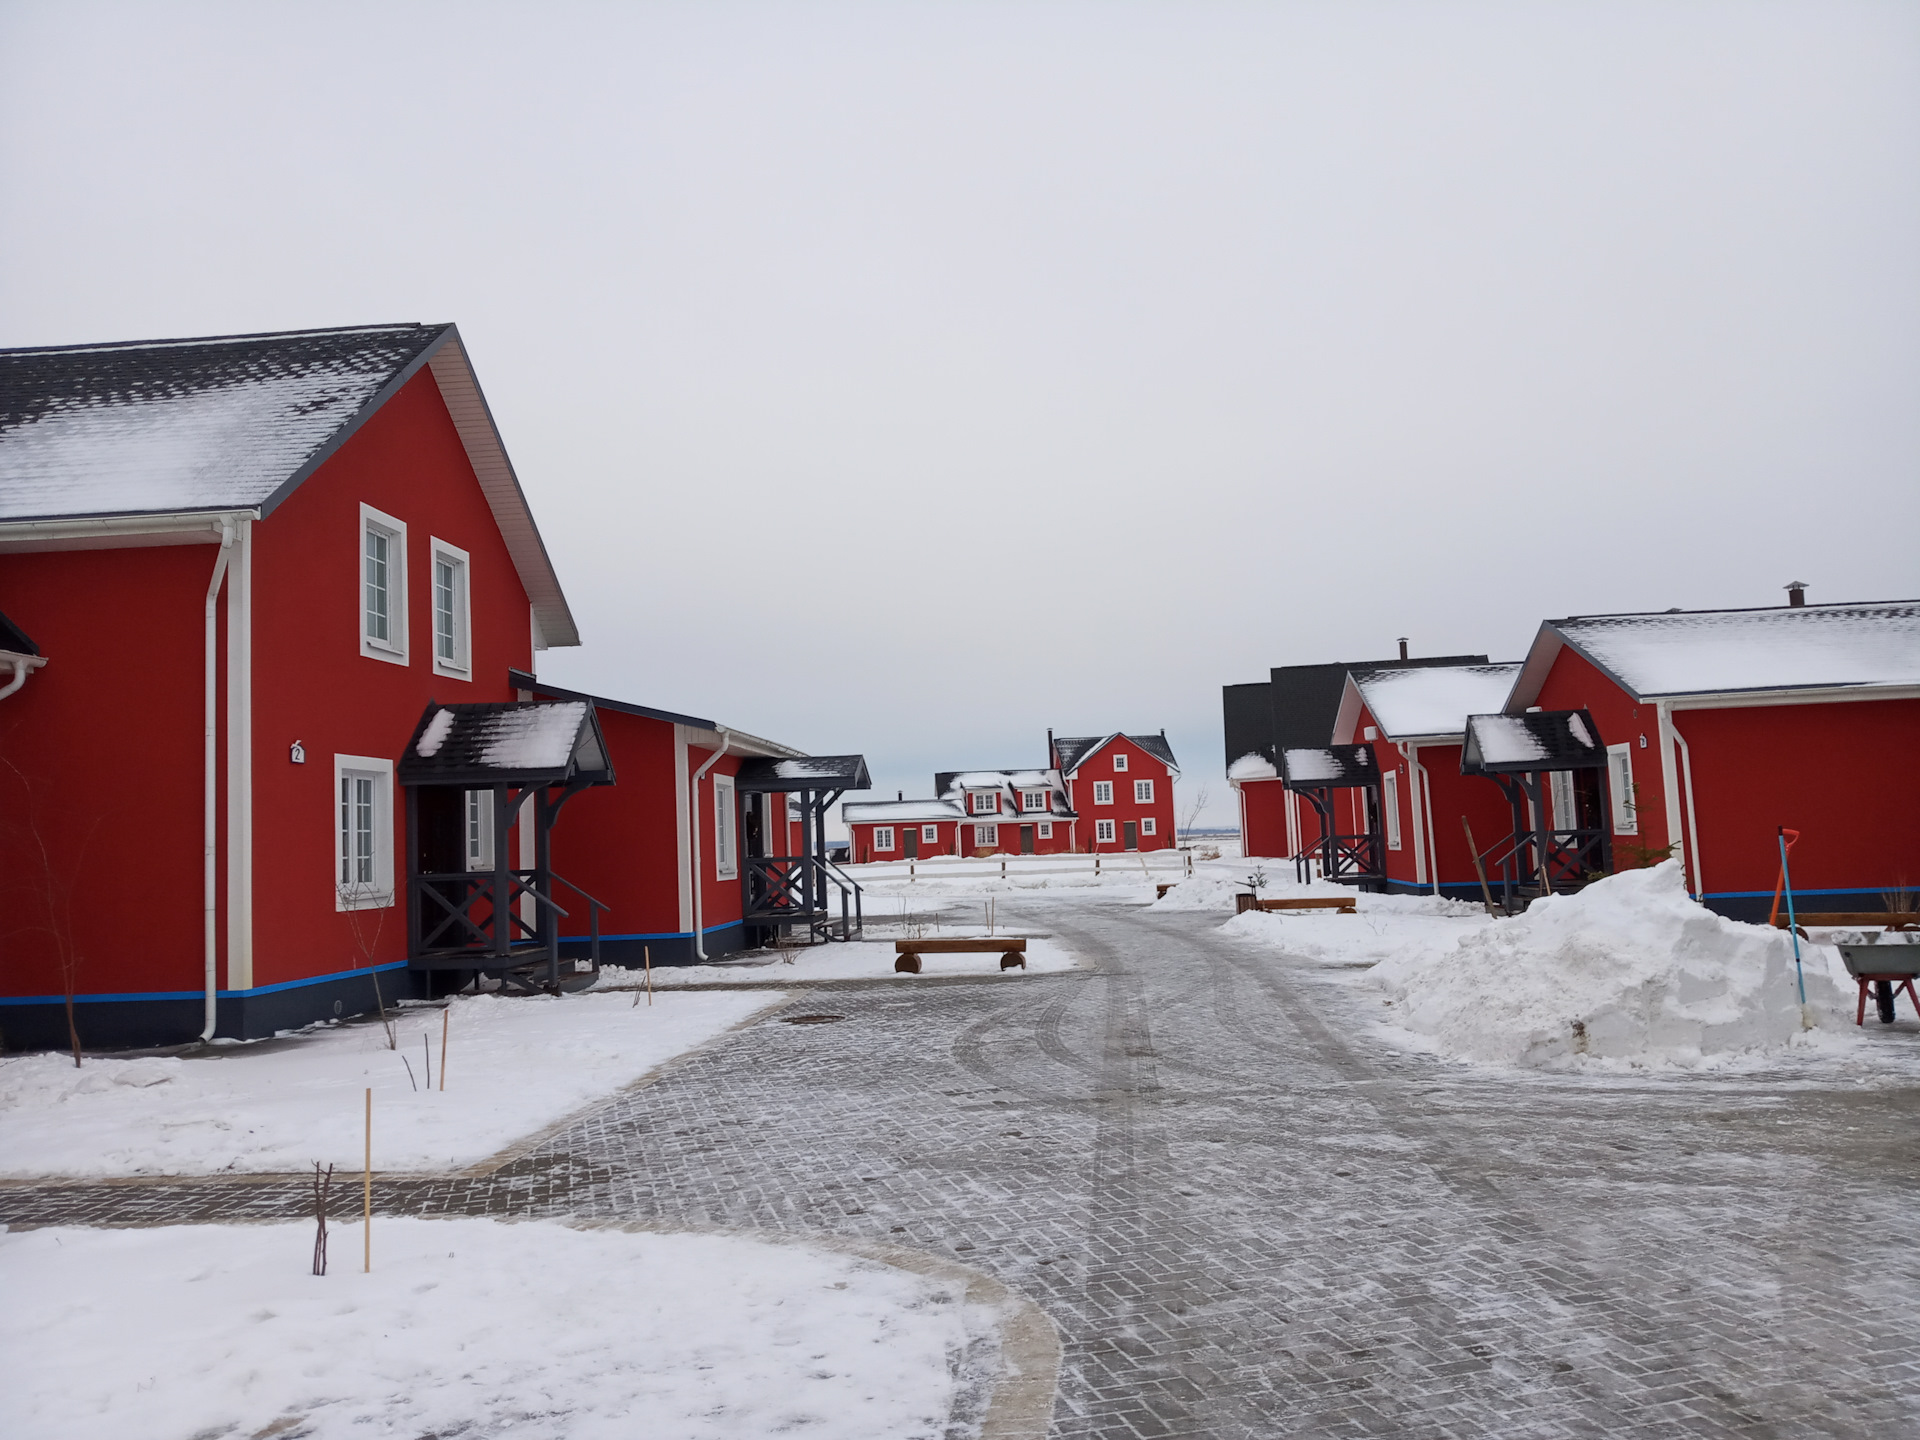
[
  {"left": 1224, "top": 653, "right": 1490, "bottom": 769},
  {"left": 735, "top": 755, "right": 871, "bottom": 794},
  {"left": 1281, "top": 744, "right": 1380, "bottom": 790},
  {"left": 396, "top": 700, "right": 614, "bottom": 788},
  {"left": 1053, "top": 733, "right": 1179, "bottom": 774},
  {"left": 0, "top": 607, "right": 37, "bottom": 656},
  {"left": 1460, "top": 710, "right": 1607, "bottom": 775}
]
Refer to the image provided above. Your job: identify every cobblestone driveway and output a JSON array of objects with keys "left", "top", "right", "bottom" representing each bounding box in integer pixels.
[{"left": 7, "top": 901, "right": 1919, "bottom": 1438}]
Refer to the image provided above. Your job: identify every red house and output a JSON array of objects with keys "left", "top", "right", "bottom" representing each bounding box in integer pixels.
[
  {"left": 936, "top": 769, "right": 1078, "bottom": 856},
  {"left": 1501, "top": 597, "right": 1920, "bottom": 919},
  {"left": 843, "top": 799, "right": 966, "bottom": 863},
  {"left": 1049, "top": 732, "right": 1179, "bottom": 852}
]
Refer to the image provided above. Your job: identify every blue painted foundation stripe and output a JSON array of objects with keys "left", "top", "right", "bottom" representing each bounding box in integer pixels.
[
  {"left": 560, "top": 922, "right": 740, "bottom": 943},
  {"left": 0, "top": 959, "right": 410, "bottom": 1007},
  {"left": 1703, "top": 885, "right": 1895, "bottom": 900}
]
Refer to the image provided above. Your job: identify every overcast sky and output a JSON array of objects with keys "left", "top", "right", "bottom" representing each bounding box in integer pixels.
[{"left": 4, "top": 2, "right": 1916, "bottom": 826}]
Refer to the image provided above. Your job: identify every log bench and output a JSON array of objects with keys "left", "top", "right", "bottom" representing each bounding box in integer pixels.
[
  {"left": 894, "top": 937, "right": 1027, "bottom": 973},
  {"left": 1234, "top": 895, "right": 1357, "bottom": 915}
]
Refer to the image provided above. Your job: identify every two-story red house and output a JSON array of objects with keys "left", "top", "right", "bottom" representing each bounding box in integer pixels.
[{"left": 1049, "top": 731, "right": 1179, "bottom": 852}]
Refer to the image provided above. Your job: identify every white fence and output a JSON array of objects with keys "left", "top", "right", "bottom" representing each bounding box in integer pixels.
[{"left": 846, "top": 850, "right": 1195, "bottom": 883}]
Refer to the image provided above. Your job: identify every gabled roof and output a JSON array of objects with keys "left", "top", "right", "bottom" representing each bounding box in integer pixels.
[
  {"left": 396, "top": 700, "right": 613, "bottom": 788},
  {"left": 1053, "top": 732, "right": 1180, "bottom": 776},
  {"left": 1510, "top": 601, "right": 1920, "bottom": 706},
  {"left": 1337, "top": 663, "right": 1524, "bottom": 743},
  {"left": 1460, "top": 711, "right": 1606, "bottom": 774},
  {"left": 736, "top": 755, "right": 872, "bottom": 794},
  {"left": 1222, "top": 653, "right": 1489, "bottom": 768},
  {"left": 843, "top": 799, "right": 966, "bottom": 825},
  {"left": 1282, "top": 744, "right": 1379, "bottom": 789},
  {"left": 935, "top": 768, "right": 1075, "bottom": 819},
  {"left": 0, "top": 323, "right": 579, "bottom": 646}
]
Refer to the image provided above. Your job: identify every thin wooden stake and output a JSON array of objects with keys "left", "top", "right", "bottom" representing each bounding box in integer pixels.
[
  {"left": 644, "top": 944, "right": 653, "bottom": 1006},
  {"left": 1461, "top": 817, "right": 1498, "bottom": 915},
  {"left": 362, "top": 1087, "right": 372, "bottom": 1273},
  {"left": 439, "top": 1008, "right": 448, "bottom": 1092}
]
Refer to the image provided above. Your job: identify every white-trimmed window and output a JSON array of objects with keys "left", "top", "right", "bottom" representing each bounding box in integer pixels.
[
  {"left": 714, "top": 776, "right": 738, "bottom": 878},
  {"left": 1607, "top": 745, "right": 1639, "bottom": 835},
  {"left": 1141, "top": 817, "right": 1156, "bottom": 837},
  {"left": 973, "top": 792, "right": 998, "bottom": 814},
  {"left": 1550, "top": 770, "right": 1577, "bottom": 832},
  {"left": 1134, "top": 779, "right": 1154, "bottom": 804},
  {"left": 1112, "top": 753, "right": 1128, "bottom": 772},
  {"left": 1038, "top": 821, "right": 1053, "bottom": 839},
  {"left": 430, "top": 538, "right": 472, "bottom": 678},
  {"left": 335, "top": 754, "right": 395, "bottom": 909},
  {"left": 874, "top": 826, "right": 895, "bottom": 852},
  {"left": 1023, "top": 790, "right": 1046, "bottom": 811},
  {"left": 1095, "top": 818, "right": 1116, "bottom": 844},
  {"left": 1093, "top": 781, "right": 1113, "bottom": 805},
  {"left": 1383, "top": 771, "right": 1402, "bottom": 850},
  {"left": 921, "top": 824, "right": 938, "bottom": 844},
  {"left": 975, "top": 823, "right": 998, "bottom": 847},
  {"left": 359, "top": 504, "right": 408, "bottom": 664},
  {"left": 464, "top": 789, "right": 496, "bottom": 871}
]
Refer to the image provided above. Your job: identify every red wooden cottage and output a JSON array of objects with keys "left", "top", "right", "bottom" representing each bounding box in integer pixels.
[
  {"left": 1049, "top": 732, "right": 1179, "bottom": 852},
  {"left": 935, "top": 768, "right": 1079, "bottom": 856},
  {"left": 843, "top": 799, "right": 967, "bottom": 864},
  {"left": 1499, "top": 596, "right": 1920, "bottom": 919}
]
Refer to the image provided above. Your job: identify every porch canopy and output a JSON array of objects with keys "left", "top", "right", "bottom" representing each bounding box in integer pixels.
[
  {"left": 1459, "top": 709, "right": 1612, "bottom": 902},
  {"left": 735, "top": 755, "right": 871, "bottom": 795},
  {"left": 1279, "top": 744, "right": 1384, "bottom": 890},
  {"left": 1459, "top": 711, "right": 1606, "bottom": 776},
  {"left": 735, "top": 753, "right": 871, "bottom": 943},
  {"left": 396, "top": 700, "right": 615, "bottom": 985}
]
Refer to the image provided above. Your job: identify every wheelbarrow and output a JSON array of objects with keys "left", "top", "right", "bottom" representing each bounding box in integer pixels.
[{"left": 1834, "top": 931, "right": 1920, "bottom": 1026}]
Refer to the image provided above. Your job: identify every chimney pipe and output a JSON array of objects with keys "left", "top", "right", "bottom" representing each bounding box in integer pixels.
[
  {"left": 897, "top": 790, "right": 904, "bottom": 802},
  {"left": 1397, "top": 637, "right": 1409, "bottom": 660},
  {"left": 1784, "top": 581, "right": 1807, "bottom": 608}
]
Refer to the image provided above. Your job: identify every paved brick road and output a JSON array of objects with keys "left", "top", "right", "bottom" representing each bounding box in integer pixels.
[{"left": 7, "top": 901, "right": 1919, "bottom": 1438}]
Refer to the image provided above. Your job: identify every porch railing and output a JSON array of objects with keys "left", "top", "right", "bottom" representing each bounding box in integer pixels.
[
  {"left": 744, "top": 854, "right": 863, "bottom": 943},
  {"left": 409, "top": 868, "right": 607, "bottom": 983}
]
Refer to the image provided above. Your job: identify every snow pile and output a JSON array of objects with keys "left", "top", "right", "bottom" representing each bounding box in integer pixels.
[
  {"left": 0, "top": 989, "right": 778, "bottom": 1179},
  {"left": 1366, "top": 862, "right": 1843, "bottom": 1068},
  {"left": 1157, "top": 873, "right": 1482, "bottom": 917},
  {"left": 1224, "top": 907, "right": 1492, "bottom": 969},
  {"left": 3, "top": 1219, "right": 984, "bottom": 1440}
]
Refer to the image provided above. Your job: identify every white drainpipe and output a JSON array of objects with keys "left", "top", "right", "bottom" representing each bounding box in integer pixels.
[
  {"left": 201, "top": 521, "right": 235, "bottom": 1042},
  {"left": 1401, "top": 742, "right": 1440, "bottom": 896},
  {"left": 686, "top": 728, "right": 732, "bottom": 961},
  {"left": 0, "top": 653, "right": 46, "bottom": 700}
]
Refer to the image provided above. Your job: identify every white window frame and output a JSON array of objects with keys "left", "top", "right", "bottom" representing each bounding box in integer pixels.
[
  {"left": 1383, "top": 771, "right": 1402, "bottom": 850},
  {"left": 714, "top": 776, "right": 738, "bottom": 879},
  {"left": 1607, "top": 744, "right": 1639, "bottom": 836},
  {"left": 1095, "top": 818, "right": 1116, "bottom": 844},
  {"left": 1023, "top": 790, "right": 1046, "bottom": 812},
  {"left": 973, "top": 792, "right": 998, "bottom": 814},
  {"left": 1112, "top": 752, "right": 1128, "bottom": 772},
  {"left": 335, "top": 754, "right": 395, "bottom": 910},
  {"left": 921, "top": 824, "right": 938, "bottom": 844},
  {"left": 873, "top": 825, "right": 895, "bottom": 852},
  {"left": 1093, "top": 781, "right": 1113, "bottom": 806},
  {"left": 464, "top": 789, "right": 496, "bottom": 871},
  {"left": 975, "top": 823, "right": 998, "bottom": 848},
  {"left": 429, "top": 537, "right": 472, "bottom": 679},
  {"left": 359, "top": 504, "right": 408, "bottom": 665},
  {"left": 1038, "top": 821, "right": 1053, "bottom": 839},
  {"left": 1134, "top": 779, "right": 1154, "bottom": 804},
  {"left": 1140, "top": 817, "right": 1156, "bottom": 837}
]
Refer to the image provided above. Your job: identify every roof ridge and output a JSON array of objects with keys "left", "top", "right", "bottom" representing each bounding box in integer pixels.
[
  {"left": 1557, "top": 599, "right": 1920, "bottom": 622},
  {"left": 0, "top": 323, "right": 441, "bottom": 358}
]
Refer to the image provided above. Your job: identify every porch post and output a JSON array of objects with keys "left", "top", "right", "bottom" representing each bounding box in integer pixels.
[{"left": 492, "top": 783, "right": 511, "bottom": 959}]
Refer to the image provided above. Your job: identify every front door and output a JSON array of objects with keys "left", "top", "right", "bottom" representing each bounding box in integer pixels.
[
  {"left": 904, "top": 828, "right": 919, "bottom": 859},
  {"left": 1021, "top": 825, "right": 1034, "bottom": 855},
  {"left": 1123, "top": 821, "right": 1138, "bottom": 851}
]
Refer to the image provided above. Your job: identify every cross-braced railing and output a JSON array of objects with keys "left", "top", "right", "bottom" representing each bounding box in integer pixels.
[
  {"left": 410, "top": 868, "right": 606, "bottom": 986},
  {"left": 744, "top": 854, "right": 863, "bottom": 943}
]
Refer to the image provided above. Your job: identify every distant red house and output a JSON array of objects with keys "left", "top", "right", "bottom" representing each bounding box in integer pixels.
[
  {"left": 843, "top": 799, "right": 966, "bottom": 864},
  {"left": 1050, "top": 732, "right": 1179, "bottom": 852}
]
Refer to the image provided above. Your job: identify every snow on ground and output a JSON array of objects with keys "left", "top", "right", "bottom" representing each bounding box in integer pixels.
[
  {"left": 3, "top": 1218, "right": 984, "bottom": 1440},
  {"left": 598, "top": 935, "right": 1082, "bottom": 987},
  {"left": 0, "top": 989, "right": 778, "bottom": 1179}
]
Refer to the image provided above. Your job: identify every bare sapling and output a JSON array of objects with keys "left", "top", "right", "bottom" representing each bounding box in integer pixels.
[
  {"left": 422, "top": 1032, "right": 431, "bottom": 1090},
  {"left": 2, "top": 756, "right": 101, "bottom": 1067},
  {"left": 400, "top": 1052, "right": 417, "bottom": 1091},
  {"left": 343, "top": 888, "right": 397, "bottom": 1049},
  {"left": 311, "top": 1162, "right": 334, "bottom": 1275},
  {"left": 1179, "top": 784, "right": 1211, "bottom": 837},
  {"left": 363, "top": 1088, "right": 373, "bottom": 1273}
]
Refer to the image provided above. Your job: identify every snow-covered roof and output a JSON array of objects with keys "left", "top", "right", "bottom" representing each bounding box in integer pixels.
[
  {"left": 1340, "top": 663, "right": 1523, "bottom": 741},
  {"left": 933, "top": 767, "right": 1075, "bottom": 817},
  {"left": 1227, "top": 751, "right": 1278, "bottom": 782},
  {"left": 735, "top": 754, "right": 872, "bottom": 793},
  {"left": 1053, "top": 732, "right": 1180, "bottom": 776},
  {"left": 1512, "top": 601, "right": 1920, "bottom": 705},
  {"left": 842, "top": 799, "right": 966, "bottom": 825},
  {"left": 0, "top": 324, "right": 579, "bottom": 646},
  {"left": 1461, "top": 710, "right": 1605, "bottom": 774},
  {"left": 397, "top": 700, "right": 611, "bottom": 786},
  {"left": 1281, "top": 745, "right": 1376, "bottom": 787}
]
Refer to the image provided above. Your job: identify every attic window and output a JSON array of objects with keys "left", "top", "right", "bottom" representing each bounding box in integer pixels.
[
  {"left": 1023, "top": 790, "right": 1046, "bottom": 811},
  {"left": 1112, "top": 753, "right": 1128, "bottom": 772},
  {"left": 973, "top": 792, "right": 998, "bottom": 814}
]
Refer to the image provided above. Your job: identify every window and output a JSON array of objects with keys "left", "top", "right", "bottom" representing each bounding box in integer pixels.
[
  {"left": 1140, "top": 817, "right": 1156, "bottom": 837},
  {"left": 464, "top": 790, "right": 495, "bottom": 871},
  {"left": 1550, "top": 770, "right": 1577, "bottom": 832},
  {"left": 921, "top": 825, "right": 938, "bottom": 844},
  {"left": 1383, "top": 771, "right": 1402, "bottom": 850},
  {"left": 335, "top": 755, "right": 394, "bottom": 909},
  {"left": 359, "top": 505, "right": 408, "bottom": 664},
  {"left": 714, "top": 777, "right": 738, "bottom": 878},
  {"left": 1038, "top": 821, "right": 1053, "bottom": 839},
  {"left": 1023, "top": 790, "right": 1046, "bottom": 811},
  {"left": 975, "top": 823, "right": 998, "bottom": 847},
  {"left": 1607, "top": 745, "right": 1639, "bottom": 835},
  {"left": 1095, "top": 818, "right": 1116, "bottom": 844},
  {"left": 1112, "top": 753, "right": 1128, "bottom": 772},
  {"left": 1093, "top": 781, "right": 1113, "bottom": 805},
  {"left": 973, "top": 792, "right": 998, "bottom": 814},
  {"left": 430, "top": 538, "right": 472, "bottom": 678},
  {"left": 874, "top": 826, "right": 895, "bottom": 851},
  {"left": 1134, "top": 779, "right": 1154, "bottom": 804}
]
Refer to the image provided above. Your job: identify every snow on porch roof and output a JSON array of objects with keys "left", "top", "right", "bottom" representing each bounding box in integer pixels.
[
  {"left": 1513, "top": 601, "right": 1920, "bottom": 705},
  {"left": 397, "top": 700, "right": 612, "bottom": 787},
  {"left": 1460, "top": 710, "right": 1606, "bottom": 774},
  {"left": 0, "top": 323, "right": 579, "bottom": 646},
  {"left": 1281, "top": 744, "right": 1378, "bottom": 788},
  {"left": 735, "top": 755, "right": 872, "bottom": 793},
  {"left": 1345, "top": 663, "right": 1523, "bottom": 741}
]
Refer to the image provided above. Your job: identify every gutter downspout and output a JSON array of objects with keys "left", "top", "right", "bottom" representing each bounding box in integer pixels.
[
  {"left": 1670, "top": 715, "right": 1705, "bottom": 900},
  {"left": 201, "top": 520, "right": 235, "bottom": 1042},
  {"left": 1402, "top": 742, "right": 1440, "bottom": 896},
  {"left": 1655, "top": 701, "right": 1688, "bottom": 894},
  {"left": 687, "top": 728, "right": 731, "bottom": 961}
]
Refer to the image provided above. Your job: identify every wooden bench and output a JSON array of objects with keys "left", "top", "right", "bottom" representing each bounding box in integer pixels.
[
  {"left": 1234, "top": 895, "right": 1357, "bottom": 915},
  {"left": 894, "top": 937, "right": 1027, "bottom": 973},
  {"left": 1156, "top": 883, "right": 1176, "bottom": 899}
]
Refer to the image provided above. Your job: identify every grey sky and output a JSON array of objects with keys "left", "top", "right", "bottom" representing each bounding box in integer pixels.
[{"left": 4, "top": 2, "right": 1916, "bottom": 826}]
